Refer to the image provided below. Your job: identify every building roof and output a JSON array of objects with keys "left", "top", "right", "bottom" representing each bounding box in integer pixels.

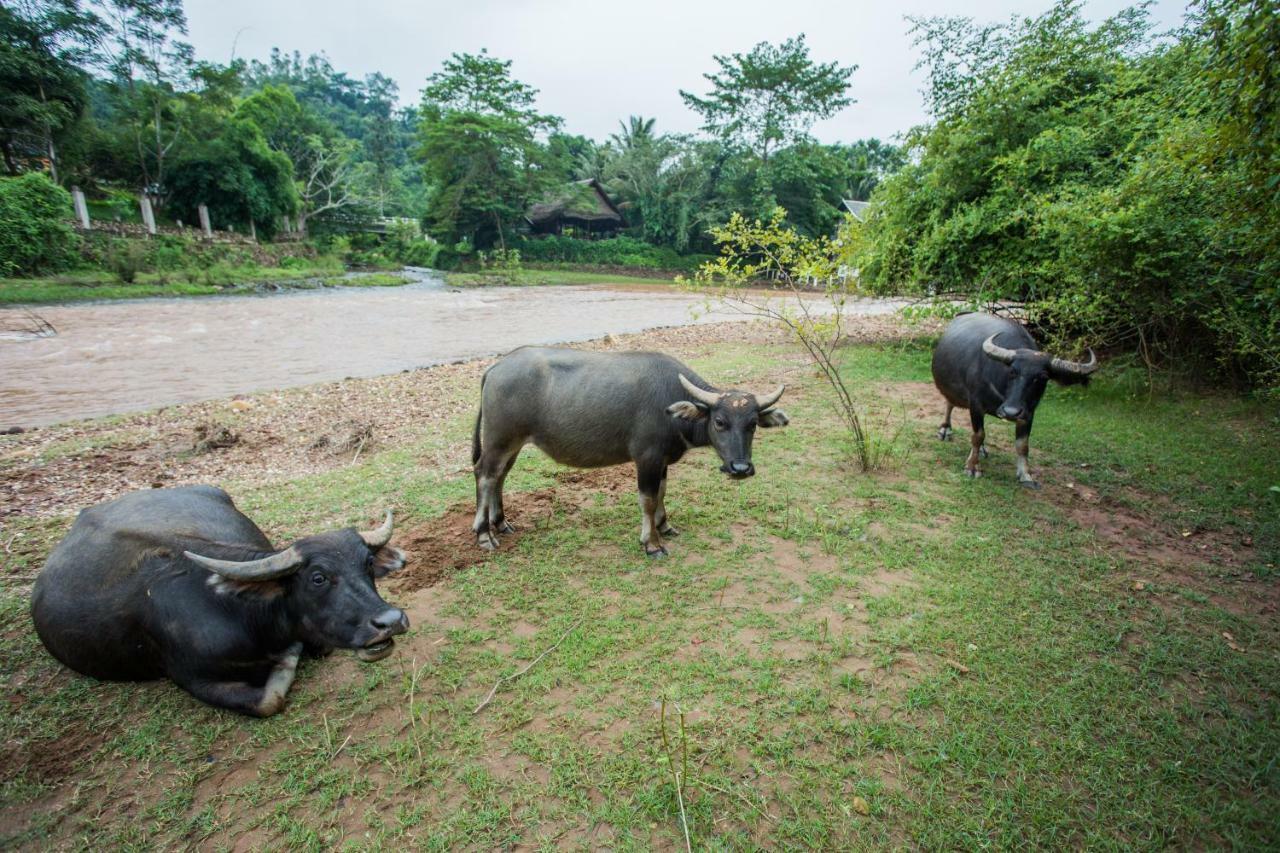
[
  {"left": 526, "top": 179, "right": 623, "bottom": 227},
  {"left": 842, "top": 199, "right": 871, "bottom": 221}
]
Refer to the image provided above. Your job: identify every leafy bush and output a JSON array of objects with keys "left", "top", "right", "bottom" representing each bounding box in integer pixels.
[
  {"left": 512, "top": 235, "right": 712, "bottom": 272},
  {"left": 106, "top": 240, "right": 147, "bottom": 283},
  {"left": 852, "top": 0, "right": 1280, "bottom": 392},
  {"left": 0, "top": 173, "right": 81, "bottom": 277}
]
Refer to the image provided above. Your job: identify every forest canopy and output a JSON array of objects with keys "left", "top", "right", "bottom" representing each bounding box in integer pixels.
[{"left": 1, "top": 0, "right": 1276, "bottom": 389}]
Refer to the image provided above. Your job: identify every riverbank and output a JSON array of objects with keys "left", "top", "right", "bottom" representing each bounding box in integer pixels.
[
  {"left": 444, "top": 268, "right": 677, "bottom": 288},
  {"left": 0, "top": 265, "right": 411, "bottom": 306},
  {"left": 1, "top": 316, "right": 1277, "bottom": 848}
]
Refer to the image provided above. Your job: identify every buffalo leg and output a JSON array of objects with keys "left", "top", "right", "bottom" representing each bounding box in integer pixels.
[
  {"left": 655, "top": 466, "right": 678, "bottom": 537},
  {"left": 488, "top": 449, "right": 520, "bottom": 536},
  {"left": 938, "top": 402, "right": 954, "bottom": 441},
  {"left": 174, "top": 642, "right": 303, "bottom": 718},
  {"left": 473, "top": 444, "right": 520, "bottom": 550},
  {"left": 965, "top": 410, "right": 985, "bottom": 478},
  {"left": 636, "top": 460, "right": 667, "bottom": 558},
  {"left": 1015, "top": 419, "right": 1038, "bottom": 489}
]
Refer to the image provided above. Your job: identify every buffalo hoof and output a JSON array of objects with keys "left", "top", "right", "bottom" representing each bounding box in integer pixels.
[
  {"left": 979, "top": 446, "right": 989, "bottom": 459},
  {"left": 495, "top": 520, "right": 516, "bottom": 535},
  {"left": 645, "top": 545, "right": 668, "bottom": 559},
  {"left": 965, "top": 468, "right": 982, "bottom": 479},
  {"left": 1019, "top": 479, "right": 1041, "bottom": 490},
  {"left": 659, "top": 523, "right": 680, "bottom": 538},
  {"left": 938, "top": 427, "right": 953, "bottom": 441},
  {"left": 477, "top": 531, "right": 498, "bottom": 551}
]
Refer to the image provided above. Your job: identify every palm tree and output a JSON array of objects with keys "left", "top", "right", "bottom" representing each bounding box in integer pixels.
[{"left": 610, "top": 116, "right": 657, "bottom": 151}]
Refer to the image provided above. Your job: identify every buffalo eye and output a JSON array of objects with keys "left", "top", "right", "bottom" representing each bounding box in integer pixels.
[
  {"left": 309, "top": 571, "right": 328, "bottom": 588},
  {"left": 713, "top": 417, "right": 728, "bottom": 430},
  {"left": 746, "top": 420, "right": 757, "bottom": 432}
]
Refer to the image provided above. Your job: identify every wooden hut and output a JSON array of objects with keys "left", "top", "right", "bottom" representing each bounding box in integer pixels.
[{"left": 525, "top": 179, "right": 624, "bottom": 237}]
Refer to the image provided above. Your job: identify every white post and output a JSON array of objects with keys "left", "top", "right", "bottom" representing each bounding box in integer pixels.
[
  {"left": 139, "top": 194, "right": 157, "bottom": 235},
  {"left": 249, "top": 219, "right": 257, "bottom": 242},
  {"left": 282, "top": 215, "right": 292, "bottom": 234},
  {"left": 198, "top": 204, "right": 212, "bottom": 238},
  {"left": 71, "top": 186, "right": 90, "bottom": 230}
]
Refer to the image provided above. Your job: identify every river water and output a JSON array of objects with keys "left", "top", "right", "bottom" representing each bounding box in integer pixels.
[{"left": 0, "top": 270, "right": 903, "bottom": 427}]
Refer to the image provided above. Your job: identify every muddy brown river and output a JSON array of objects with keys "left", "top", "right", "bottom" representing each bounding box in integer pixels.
[{"left": 0, "top": 270, "right": 904, "bottom": 427}]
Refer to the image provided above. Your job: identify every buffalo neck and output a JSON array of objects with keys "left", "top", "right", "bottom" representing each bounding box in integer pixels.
[{"left": 675, "top": 415, "right": 711, "bottom": 449}]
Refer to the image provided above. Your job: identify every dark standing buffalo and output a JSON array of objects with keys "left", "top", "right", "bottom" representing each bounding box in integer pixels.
[
  {"left": 931, "top": 313, "right": 1098, "bottom": 488},
  {"left": 471, "top": 347, "right": 790, "bottom": 556},
  {"left": 31, "top": 486, "right": 410, "bottom": 717}
]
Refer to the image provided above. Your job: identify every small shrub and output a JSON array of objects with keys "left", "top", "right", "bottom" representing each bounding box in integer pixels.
[
  {"left": 477, "top": 248, "right": 523, "bottom": 283},
  {"left": 106, "top": 240, "right": 148, "bottom": 284},
  {"left": 0, "top": 173, "right": 81, "bottom": 277}
]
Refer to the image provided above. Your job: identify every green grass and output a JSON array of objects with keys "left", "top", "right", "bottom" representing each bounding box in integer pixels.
[
  {"left": 445, "top": 268, "right": 675, "bottom": 288},
  {"left": 1, "top": 339, "right": 1277, "bottom": 848},
  {"left": 0, "top": 265, "right": 408, "bottom": 305}
]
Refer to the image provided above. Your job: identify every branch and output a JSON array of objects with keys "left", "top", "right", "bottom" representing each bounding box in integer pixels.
[{"left": 473, "top": 618, "right": 584, "bottom": 714}]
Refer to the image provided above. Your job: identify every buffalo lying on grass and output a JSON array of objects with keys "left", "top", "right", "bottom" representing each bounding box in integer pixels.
[
  {"left": 31, "top": 485, "right": 409, "bottom": 717},
  {"left": 932, "top": 313, "right": 1098, "bottom": 488},
  {"left": 471, "top": 347, "right": 790, "bottom": 556}
]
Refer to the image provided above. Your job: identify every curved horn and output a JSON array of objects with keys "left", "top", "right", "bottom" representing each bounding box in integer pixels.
[
  {"left": 184, "top": 546, "right": 302, "bottom": 581},
  {"left": 1050, "top": 348, "right": 1099, "bottom": 377},
  {"left": 358, "top": 510, "right": 394, "bottom": 548},
  {"left": 678, "top": 374, "right": 721, "bottom": 408},
  {"left": 981, "top": 334, "right": 1017, "bottom": 366},
  {"left": 753, "top": 384, "right": 785, "bottom": 411}
]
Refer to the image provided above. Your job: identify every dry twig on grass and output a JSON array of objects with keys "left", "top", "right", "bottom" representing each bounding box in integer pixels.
[{"left": 473, "top": 618, "right": 584, "bottom": 714}]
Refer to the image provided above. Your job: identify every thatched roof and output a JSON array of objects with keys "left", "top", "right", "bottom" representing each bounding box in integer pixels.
[
  {"left": 526, "top": 179, "right": 623, "bottom": 227},
  {"left": 842, "top": 199, "right": 871, "bottom": 221}
]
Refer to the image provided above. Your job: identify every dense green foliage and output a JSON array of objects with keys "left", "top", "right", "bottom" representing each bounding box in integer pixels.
[
  {"left": 852, "top": 0, "right": 1279, "bottom": 390},
  {"left": 0, "top": 172, "right": 78, "bottom": 275},
  {"left": 0, "top": 2, "right": 893, "bottom": 268},
  {"left": 511, "top": 235, "right": 712, "bottom": 272}
]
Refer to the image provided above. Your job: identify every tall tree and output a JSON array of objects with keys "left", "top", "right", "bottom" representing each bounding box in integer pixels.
[
  {"left": 94, "top": 0, "right": 192, "bottom": 197},
  {"left": 417, "top": 50, "right": 560, "bottom": 247},
  {"left": 0, "top": 0, "right": 103, "bottom": 180},
  {"left": 680, "top": 35, "right": 855, "bottom": 162},
  {"left": 236, "top": 85, "right": 356, "bottom": 233}
]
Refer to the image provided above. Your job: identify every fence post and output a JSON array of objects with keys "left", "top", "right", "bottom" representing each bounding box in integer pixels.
[
  {"left": 71, "top": 186, "right": 91, "bottom": 230},
  {"left": 139, "top": 194, "right": 157, "bottom": 235},
  {"left": 198, "top": 204, "right": 212, "bottom": 238}
]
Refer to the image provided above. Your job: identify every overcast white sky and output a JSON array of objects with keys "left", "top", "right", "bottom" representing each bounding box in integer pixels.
[{"left": 185, "top": 0, "right": 1191, "bottom": 144}]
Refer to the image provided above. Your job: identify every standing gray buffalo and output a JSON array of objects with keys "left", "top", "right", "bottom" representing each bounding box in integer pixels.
[
  {"left": 471, "top": 346, "right": 790, "bottom": 556},
  {"left": 31, "top": 485, "right": 409, "bottom": 717},
  {"left": 932, "top": 313, "right": 1098, "bottom": 488}
]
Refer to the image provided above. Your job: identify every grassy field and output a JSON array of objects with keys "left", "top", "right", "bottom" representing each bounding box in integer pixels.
[
  {"left": 0, "top": 266, "right": 410, "bottom": 305},
  {"left": 0, "top": 328, "right": 1276, "bottom": 848},
  {"left": 445, "top": 268, "right": 676, "bottom": 288}
]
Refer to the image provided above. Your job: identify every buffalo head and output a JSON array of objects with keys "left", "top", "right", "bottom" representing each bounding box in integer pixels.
[
  {"left": 981, "top": 335, "right": 1099, "bottom": 424},
  {"left": 667, "top": 374, "right": 789, "bottom": 478},
  {"left": 184, "top": 511, "right": 409, "bottom": 662}
]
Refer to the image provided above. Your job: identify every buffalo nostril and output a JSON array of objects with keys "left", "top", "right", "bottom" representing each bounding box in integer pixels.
[
  {"left": 371, "top": 608, "right": 407, "bottom": 632},
  {"left": 730, "top": 462, "right": 754, "bottom": 476}
]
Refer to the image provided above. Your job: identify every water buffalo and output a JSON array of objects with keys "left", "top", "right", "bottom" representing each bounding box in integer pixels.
[
  {"left": 471, "top": 347, "right": 790, "bottom": 556},
  {"left": 932, "top": 313, "right": 1098, "bottom": 488},
  {"left": 31, "top": 485, "right": 409, "bottom": 717}
]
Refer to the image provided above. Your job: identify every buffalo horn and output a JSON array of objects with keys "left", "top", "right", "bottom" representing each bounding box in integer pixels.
[
  {"left": 1050, "top": 348, "right": 1099, "bottom": 377},
  {"left": 678, "top": 374, "right": 721, "bottom": 407},
  {"left": 753, "top": 384, "right": 785, "bottom": 411},
  {"left": 358, "top": 510, "right": 394, "bottom": 548},
  {"left": 981, "top": 334, "right": 1017, "bottom": 365},
  {"left": 185, "top": 546, "right": 303, "bottom": 581}
]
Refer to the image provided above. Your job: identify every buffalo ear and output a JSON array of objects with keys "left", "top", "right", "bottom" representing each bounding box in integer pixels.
[
  {"left": 759, "top": 408, "right": 790, "bottom": 428},
  {"left": 371, "top": 546, "right": 406, "bottom": 578},
  {"left": 667, "top": 400, "right": 708, "bottom": 421}
]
